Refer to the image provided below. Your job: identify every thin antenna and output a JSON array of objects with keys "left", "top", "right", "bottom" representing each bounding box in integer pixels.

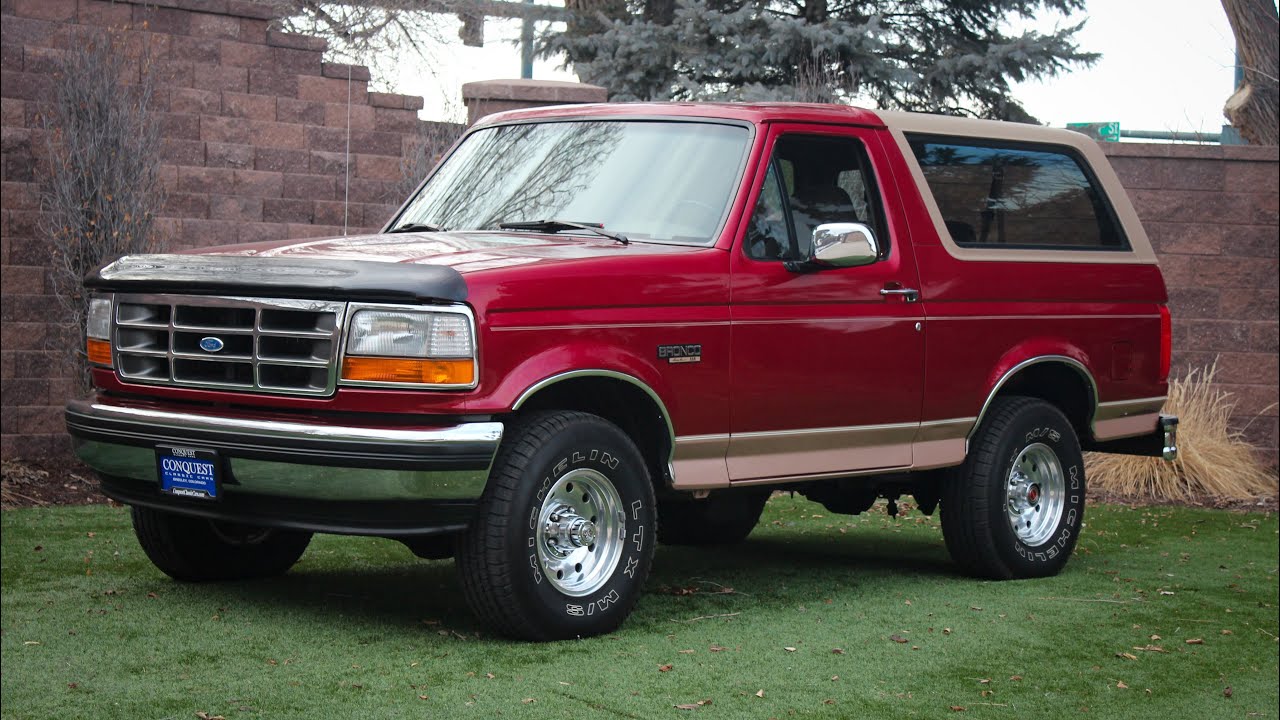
[{"left": 343, "top": 64, "right": 352, "bottom": 236}]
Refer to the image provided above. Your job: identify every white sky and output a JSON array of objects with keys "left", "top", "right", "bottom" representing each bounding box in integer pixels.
[{"left": 393, "top": 0, "right": 1238, "bottom": 134}]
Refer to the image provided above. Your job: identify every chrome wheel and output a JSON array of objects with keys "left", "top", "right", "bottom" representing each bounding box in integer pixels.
[
  {"left": 535, "top": 468, "right": 625, "bottom": 597},
  {"left": 1005, "top": 443, "right": 1065, "bottom": 546}
]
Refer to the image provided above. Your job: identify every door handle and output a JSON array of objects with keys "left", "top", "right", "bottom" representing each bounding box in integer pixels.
[{"left": 879, "top": 287, "right": 920, "bottom": 303}]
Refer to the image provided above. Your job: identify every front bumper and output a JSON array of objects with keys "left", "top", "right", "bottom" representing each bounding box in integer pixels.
[{"left": 66, "top": 398, "right": 504, "bottom": 535}]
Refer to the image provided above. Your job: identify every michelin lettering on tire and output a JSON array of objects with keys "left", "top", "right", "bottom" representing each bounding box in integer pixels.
[
  {"left": 521, "top": 445, "right": 644, "bottom": 618},
  {"left": 1006, "top": 423, "right": 1083, "bottom": 565}
]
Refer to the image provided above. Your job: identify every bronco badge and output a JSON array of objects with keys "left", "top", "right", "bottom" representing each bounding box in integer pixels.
[{"left": 657, "top": 344, "right": 701, "bottom": 364}]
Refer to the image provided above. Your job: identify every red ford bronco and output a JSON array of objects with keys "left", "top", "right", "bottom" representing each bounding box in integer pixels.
[{"left": 67, "top": 103, "right": 1178, "bottom": 640}]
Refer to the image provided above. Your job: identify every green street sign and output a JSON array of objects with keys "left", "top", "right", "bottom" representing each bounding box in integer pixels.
[{"left": 1066, "top": 122, "right": 1121, "bottom": 142}]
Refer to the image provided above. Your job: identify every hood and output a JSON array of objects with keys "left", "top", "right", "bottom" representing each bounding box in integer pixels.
[
  {"left": 199, "top": 230, "right": 705, "bottom": 274},
  {"left": 87, "top": 231, "right": 721, "bottom": 307}
]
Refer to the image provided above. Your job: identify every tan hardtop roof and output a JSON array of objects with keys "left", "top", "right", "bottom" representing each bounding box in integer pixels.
[{"left": 875, "top": 109, "right": 1103, "bottom": 153}]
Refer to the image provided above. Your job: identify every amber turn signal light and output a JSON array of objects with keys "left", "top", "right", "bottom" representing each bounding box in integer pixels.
[
  {"left": 341, "top": 356, "right": 475, "bottom": 386},
  {"left": 86, "top": 338, "right": 112, "bottom": 366}
]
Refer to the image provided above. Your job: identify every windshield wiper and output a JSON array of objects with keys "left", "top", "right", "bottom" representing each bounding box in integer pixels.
[
  {"left": 498, "top": 219, "right": 629, "bottom": 245},
  {"left": 387, "top": 222, "right": 444, "bottom": 233}
]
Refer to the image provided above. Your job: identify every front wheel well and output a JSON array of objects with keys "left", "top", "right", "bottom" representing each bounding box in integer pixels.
[
  {"left": 512, "top": 376, "right": 672, "bottom": 488},
  {"left": 987, "top": 361, "right": 1096, "bottom": 441}
]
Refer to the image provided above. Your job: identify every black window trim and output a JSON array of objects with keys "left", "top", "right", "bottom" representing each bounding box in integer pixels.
[{"left": 904, "top": 132, "right": 1132, "bottom": 253}]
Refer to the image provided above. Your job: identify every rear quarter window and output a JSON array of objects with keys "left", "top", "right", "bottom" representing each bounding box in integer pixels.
[{"left": 906, "top": 136, "right": 1129, "bottom": 251}]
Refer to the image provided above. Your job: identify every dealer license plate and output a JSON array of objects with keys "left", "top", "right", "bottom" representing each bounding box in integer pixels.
[{"left": 156, "top": 446, "right": 221, "bottom": 500}]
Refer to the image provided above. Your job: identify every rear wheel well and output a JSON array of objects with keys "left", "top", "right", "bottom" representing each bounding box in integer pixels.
[
  {"left": 990, "top": 361, "right": 1096, "bottom": 440},
  {"left": 514, "top": 377, "right": 672, "bottom": 489}
]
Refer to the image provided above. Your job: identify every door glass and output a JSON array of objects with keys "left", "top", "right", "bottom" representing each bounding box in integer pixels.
[{"left": 744, "top": 134, "right": 886, "bottom": 262}]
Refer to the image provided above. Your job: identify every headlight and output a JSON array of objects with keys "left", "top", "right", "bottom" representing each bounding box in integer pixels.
[
  {"left": 86, "top": 295, "right": 113, "bottom": 366},
  {"left": 87, "top": 296, "right": 112, "bottom": 340},
  {"left": 341, "top": 305, "right": 476, "bottom": 388},
  {"left": 347, "top": 310, "right": 433, "bottom": 357}
]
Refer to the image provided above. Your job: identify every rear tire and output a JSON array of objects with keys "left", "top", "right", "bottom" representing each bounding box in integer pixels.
[
  {"left": 940, "top": 396, "right": 1085, "bottom": 580},
  {"left": 457, "top": 411, "right": 657, "bottom": 640},
  {"left": 658, "top": 489, "right": 770, "bottom": 546},
  {"left": 131, "top": 507, "right": 311, "bottom": 581}
]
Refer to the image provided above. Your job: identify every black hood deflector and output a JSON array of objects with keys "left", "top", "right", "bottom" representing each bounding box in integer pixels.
[{"left": 85, "top": 254, "right": 468, "bottom": 304}]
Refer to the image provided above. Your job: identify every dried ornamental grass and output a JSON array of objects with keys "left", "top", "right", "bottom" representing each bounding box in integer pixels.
[{"left": 1086, "top": 362, "right": 1277, "bottom": 501}]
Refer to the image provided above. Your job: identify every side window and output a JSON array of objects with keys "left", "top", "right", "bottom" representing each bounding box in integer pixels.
[
  {"left": 745, "top": 134, "right": 887, "bottom": 262},
  {"left": 907, "top": 136, "right": 1129, "bottom": 250}
]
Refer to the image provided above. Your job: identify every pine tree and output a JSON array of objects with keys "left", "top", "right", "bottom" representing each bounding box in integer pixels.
[{"left": 544, "top": 0, "right": 1098, "bottom": 121}]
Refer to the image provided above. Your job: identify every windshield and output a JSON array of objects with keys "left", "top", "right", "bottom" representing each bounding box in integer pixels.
[{"left": 392, "top": 120, "right": 751, "bottom": 245}]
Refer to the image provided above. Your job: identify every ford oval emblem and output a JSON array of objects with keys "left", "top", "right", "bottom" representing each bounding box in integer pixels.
[{"left": 199, "top": 336, "right": 225, "bottom": 353}]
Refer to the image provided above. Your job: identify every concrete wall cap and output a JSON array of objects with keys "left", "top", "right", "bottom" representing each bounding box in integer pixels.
[
  {"left": 461, "top": 79, "right": 607, "bottom": 104},
  {"left": 1102, "top": 141, "right": 1279, "bottom": 162}
]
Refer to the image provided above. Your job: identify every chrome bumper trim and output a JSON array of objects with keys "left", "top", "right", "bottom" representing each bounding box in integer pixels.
[
  {"left": 1160, "top": 414, "right": 1179, "bottom": 462},
  {"left": 66, "top": 398, "right": 503, "bottom": 502}
]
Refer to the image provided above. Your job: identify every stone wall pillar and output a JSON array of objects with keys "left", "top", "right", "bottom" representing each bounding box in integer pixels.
[{"left": 461, "top": 79, "right": 607, "bottom": 125}]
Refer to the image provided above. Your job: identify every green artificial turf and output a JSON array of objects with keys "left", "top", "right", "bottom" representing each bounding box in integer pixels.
[{"left": 2, "top": 496, "right": 1276, "bottom": 719}]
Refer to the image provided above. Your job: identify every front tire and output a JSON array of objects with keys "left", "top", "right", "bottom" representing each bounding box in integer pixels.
[
  {"left": 941, "top": 396, "right": 1085, "bottom": 580},
  {"left": 131, "top": 507, "right": 312, "bottom": 581},
  {"left": 457, "top": 411, "right": 657, "bottom": 640}
]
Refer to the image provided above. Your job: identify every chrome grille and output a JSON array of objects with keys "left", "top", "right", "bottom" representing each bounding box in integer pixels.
[{"left": 112, "top": 294, "right": 346, "bottom": 396}]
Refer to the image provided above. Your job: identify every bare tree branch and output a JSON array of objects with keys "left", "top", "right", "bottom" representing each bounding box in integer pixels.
[{"left": 39, "top": 30, "right": 165, "bottom": 390}]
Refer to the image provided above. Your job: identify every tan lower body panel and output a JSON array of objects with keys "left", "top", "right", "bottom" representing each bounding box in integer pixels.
[
  {"left": 668, "top": 396, "right": 1167, "bottom": 490},
  {"left": 1092, "top": 397, "right": 1166, "bottom": 441},
  {"left": 670, "top": 418, "right": 972, "bottom": 490}
]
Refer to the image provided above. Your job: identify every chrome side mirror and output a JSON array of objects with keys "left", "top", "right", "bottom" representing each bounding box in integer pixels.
[
  {"left": 813, "top": 223, "right": 879, "bottom": 267},
  {"left": 787, "top": 223, "right": 879, "bottom": 272}
]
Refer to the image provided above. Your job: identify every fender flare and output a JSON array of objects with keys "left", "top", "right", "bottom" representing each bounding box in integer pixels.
[
  {"left": 511, "top": 368, "right": 677, "bottom": 469},
  {"left": 968, "top": 354, "right": 1099, "bottom": 445}
]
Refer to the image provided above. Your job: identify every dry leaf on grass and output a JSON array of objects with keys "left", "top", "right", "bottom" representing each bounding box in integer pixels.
[
  {"left": 658, "top": 664, "right": 673, "bottom": 672},
  {"left": 755, "top": 690, "right": 765, "bottom": 698},
  {"left": 1186, "top": 638, "right": 1204, "bottom": 645},
  {"left": 889, "top": 634, "right": 909, "bottom": 643}
]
